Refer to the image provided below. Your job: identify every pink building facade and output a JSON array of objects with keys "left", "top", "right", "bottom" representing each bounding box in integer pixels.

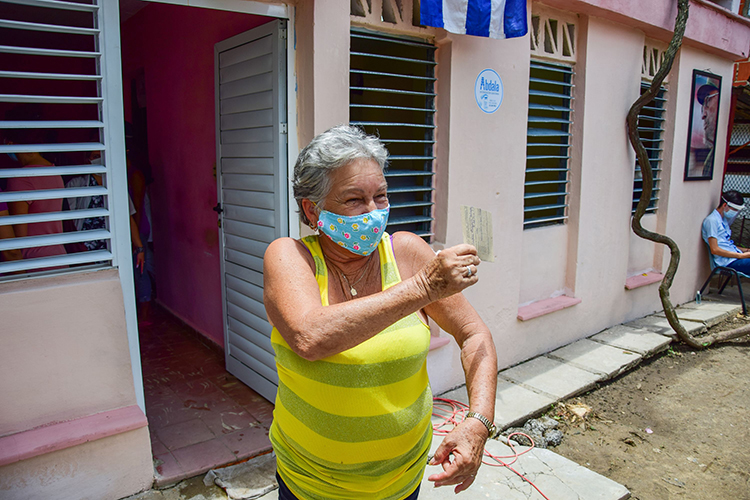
[{"left": 1, "top": 0, "right": 749, "bottom": 498}]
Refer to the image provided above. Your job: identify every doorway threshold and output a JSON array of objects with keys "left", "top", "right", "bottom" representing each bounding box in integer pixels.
[{"left": 139, "top": 306, "right": 274, "bottom": 487}]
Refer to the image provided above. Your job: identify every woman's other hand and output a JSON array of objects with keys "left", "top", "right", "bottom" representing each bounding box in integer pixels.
[
  {"left": 427, "top": 417, "right": 488, "bottom": 493},
  {"left": 135, "top": 250, "right": 145, "bottom": 272},
  {"left": 415, "top": 244, "right": 480, "bottom": 302}
]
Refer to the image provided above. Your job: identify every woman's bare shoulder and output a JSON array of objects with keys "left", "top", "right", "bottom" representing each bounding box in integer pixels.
[
  {"left": 391, "top": 231, "right": 435, "bottom": 277},
  {"left": 265, "top": 237, "right": 315, "bottom": 272}
]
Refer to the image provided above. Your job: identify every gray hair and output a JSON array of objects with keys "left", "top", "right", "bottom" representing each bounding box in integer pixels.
[{"left": 293, "top": 125, "right": 389, "bottom": 226}]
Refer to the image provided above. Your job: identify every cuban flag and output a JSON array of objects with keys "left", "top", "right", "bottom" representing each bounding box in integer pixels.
[{"left": 420, "top": 0, "right": 528, "bottom": 39}]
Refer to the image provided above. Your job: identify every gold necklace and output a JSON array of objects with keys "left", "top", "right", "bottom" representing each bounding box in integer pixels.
[{"left": 329, "top": 253, "right": 374, "bottom": 298}]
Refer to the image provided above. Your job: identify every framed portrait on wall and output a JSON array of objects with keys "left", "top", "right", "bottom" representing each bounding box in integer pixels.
[{"left": 684, "top": 70, "right": 722, "bottom": 181}]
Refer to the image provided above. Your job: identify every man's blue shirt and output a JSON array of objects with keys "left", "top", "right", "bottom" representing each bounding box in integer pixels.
[{"left": 702, "top": 209, "right": 739, "bottom": 267}]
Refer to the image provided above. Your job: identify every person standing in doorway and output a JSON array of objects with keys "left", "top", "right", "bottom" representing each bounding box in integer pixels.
[{"left": 125, "top": 123, "right": 154, "bottom": 325}]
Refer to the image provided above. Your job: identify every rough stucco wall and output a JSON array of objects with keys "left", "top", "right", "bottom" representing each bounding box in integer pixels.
[
  {"left": 0, "top": 270, "right": 137, "bottom": 436},
  {"left": 0, "top": 427, "right": 153, "bottom": 500},
  {"left": 120, "top": 4, "right": 272, "bottom": 347},
  {"left": 312, "top": 0, "right": 350, "bottom": 135},
  {"left": 570, "top": 17, "right": 650, "bottom": 328},
  {"left": 628, "top": 214, "right": 659, "bottom": 275},
  {"left": 520, "top": 224, "right": 568, "bottom": 304},
  {"left": 293, "top": 0, "right": 315, "bottom": 149}
]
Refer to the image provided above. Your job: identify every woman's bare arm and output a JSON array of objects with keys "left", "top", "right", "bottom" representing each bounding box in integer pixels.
[
  {"left": 0, "top": 209, "right": 23, "bottom": 262},
  {"left": 263, "top": 236, "right": 479, "bottom": 361},
  {"left": 8, "top": 201, "right": 29, "bottom": 238},
  {"left": 391, "top": 231, "right": 497, "bottom": 493}
]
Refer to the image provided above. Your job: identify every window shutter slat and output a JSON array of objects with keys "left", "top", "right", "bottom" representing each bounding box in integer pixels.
[
  {"left": 1, "top": 94, "right": 103, "bottom": 104},
  {"left": 0, "top": 165, "right": 106, "bottom": 178},
  {"left": 0, "top": 208, "right": 110, "bottom": 227},
  {"left": 0, "top": 19, "right": 100, "bottom": 35},
  {"left": 3, "top": 0, "right": 98, "bottom": 12},
  {"left": 0, "top": 142, "right": 106, "bottom": 154},
  {"left": 0, "top": 70, "right": 102, "bottom": 81},
  {"left": 0, "top": 120, "right": 104, "bottom": 129},
  {"left": 0, "top": 229, "right": 110, "bottom": 252},
  {"left": 0, "top": 186, "right": 107, "bottom": 203},
  {"left": 0, "top": 250, "right": 113, "bottom": 275},
  {"left": 0, "top": 45, "right": 101, "bottom": 58}
]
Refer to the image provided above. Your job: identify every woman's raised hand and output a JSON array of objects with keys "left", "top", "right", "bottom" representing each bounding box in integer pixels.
[{"left": 414, "top": 244, "right": 480, "bottom": 302}]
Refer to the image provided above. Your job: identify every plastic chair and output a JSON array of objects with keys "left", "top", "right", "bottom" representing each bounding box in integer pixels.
[{"left": 698, "top": 245, "right": 749, "bottom": 315}]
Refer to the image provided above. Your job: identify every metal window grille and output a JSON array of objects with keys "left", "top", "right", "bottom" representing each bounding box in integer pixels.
[
  {"left": 0, "top": 0, "right": 116, "bottom": 277},
  {"left": 632, "top": 82, "right": 667, "bottom": 214},
  {"left": 524, "top": 59, "right": 574, "bottom": 229},
  {"left": 349, "top": 30, "right": 436, "bottom": 239}
]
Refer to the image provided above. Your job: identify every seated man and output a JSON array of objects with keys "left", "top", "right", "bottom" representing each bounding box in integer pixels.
[{"left": 702, "top": 190, "right": 750, "bottom": 273}]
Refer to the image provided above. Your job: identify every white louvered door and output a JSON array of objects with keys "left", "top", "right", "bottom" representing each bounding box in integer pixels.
[{"left": 215, "top": 20, "right": 287, "bottom": 402}]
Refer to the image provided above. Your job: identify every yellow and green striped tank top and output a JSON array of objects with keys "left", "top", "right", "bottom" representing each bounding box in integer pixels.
[{"left": 270, "top": 233, "right": 433, "bottom": 500}]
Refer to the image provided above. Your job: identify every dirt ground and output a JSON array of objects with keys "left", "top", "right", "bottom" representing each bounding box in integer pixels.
[{"left": 551, "top": 318, "right": 750, "bottom": 500}]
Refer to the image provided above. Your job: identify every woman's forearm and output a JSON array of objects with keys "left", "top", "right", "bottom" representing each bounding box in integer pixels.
[
  {"left": 278, "top": 275, "right": 433, "bottom": 361},
  {"left": 460, "top": 327, "right": 497, "bottom": 420}
]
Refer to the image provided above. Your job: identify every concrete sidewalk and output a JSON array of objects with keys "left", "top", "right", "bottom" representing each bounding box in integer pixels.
[{"left": 126, "top": 297, "right": 742, "bottom": 500}]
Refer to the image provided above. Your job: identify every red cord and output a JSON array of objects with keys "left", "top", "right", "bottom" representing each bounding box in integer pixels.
[{"left": 432, "top": 398, "right": 552, "bottom": 500}]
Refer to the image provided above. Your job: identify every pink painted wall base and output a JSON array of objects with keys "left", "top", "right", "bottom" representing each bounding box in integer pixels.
[
  {"left": 625, "top": 272, "right": 665, "bottom": 290},
  {"left": 517, "top": 296, "right": 583, "bottom": 321}
]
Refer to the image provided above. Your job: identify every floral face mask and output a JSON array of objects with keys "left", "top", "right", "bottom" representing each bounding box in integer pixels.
[{"left": 316, "top": 206, "right": 390, "bottom": 256}]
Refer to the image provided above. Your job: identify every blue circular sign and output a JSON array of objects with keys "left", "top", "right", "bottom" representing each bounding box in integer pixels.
[{"left": 474, "top": 69, "right": 503, "bottom": 114}]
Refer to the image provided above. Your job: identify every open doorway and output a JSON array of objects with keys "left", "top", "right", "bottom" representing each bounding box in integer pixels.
[{"left": 119, "top": 0, "right": 284, "bottom": 484}]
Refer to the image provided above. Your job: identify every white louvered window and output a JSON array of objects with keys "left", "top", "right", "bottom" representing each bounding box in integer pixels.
[
  {"left": 349, "top": 30, "right": 436, "bottom": 239},
  {"left": 632, "top": 82, "right": 667, "bottom": 214},
  {"left": 0, "top": 0, "right": 118, "bottom": 277},
  {"left": 524, "top": 60, "right": 574, "bottom": 229}
]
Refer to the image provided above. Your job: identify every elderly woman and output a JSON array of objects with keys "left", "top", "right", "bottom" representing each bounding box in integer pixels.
[{"left": 264, "top": 125, "right": 497, "bottom": 500}]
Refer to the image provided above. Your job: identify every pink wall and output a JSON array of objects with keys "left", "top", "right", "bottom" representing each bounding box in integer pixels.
[
  {"left": 0, "top": 269, "right": 153, "bottom": 500},
  {"left": 121, "top": 4, "right": 272, "bottom": 347}
]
